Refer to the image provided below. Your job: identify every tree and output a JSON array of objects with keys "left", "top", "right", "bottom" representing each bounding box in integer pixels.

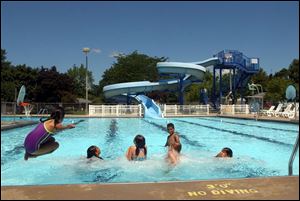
[
  {"left": 264, "top": 77, "right": 293, "bottom": 104},
  {"left": 185, "top": 71, "right": 213, "bottom": 103},
  {"left": 34, "top": 66, "right": 76, "bottom": 102},
  {"left": 1, "top": 49, "right": 15, "bottom": 101},
  {"left": 274, "top": 68, "right": 289, "bottom": 80},
  {"left": 250, "top": 68, "right": 269, "bottom": 91},
  {"left": 67, "top": 64, "right": 94, "bottom": 98},
  {"left": 99, "top": 51, "right": 167, "bottom": 100},
  {"left": 14, "top": 64, "right": 39, "bottom": 101},
  {"left": 288, "top": 59, "right": 299, "bottom": 84}
]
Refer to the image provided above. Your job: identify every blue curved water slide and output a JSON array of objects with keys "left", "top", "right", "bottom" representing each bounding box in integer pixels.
[
  {"left": 131, "top": 94, "right": 163, "bottom": 118},
  {"left": 103, "top": 57, "right": 220, "bottom": 118}
]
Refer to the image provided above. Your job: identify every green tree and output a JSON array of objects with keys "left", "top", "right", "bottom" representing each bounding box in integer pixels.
[
  {"left": 185, "top": 71, "right": 213, "bottom": 103},
  {"left": 14, "top": 64, "right": 39, "bottom": 102},
  {"left": 264, "top": 77, "right": 293, "bottom": 104},
  {"left": 1, "top": 49, "right": 15, "bottom": 101},
  {"left": 34, "top": 66, "right": 76, "bottom": 102},
  {"left": 274, "top": 68, "right": 289, "bottom": 80},
  {"left": 99, "top": 51, "right": 167, "bottom": 101},
  {"left": 67, "top": 64, "right": 94, "bottom": 98},
  {"left": 288, "top": 59, "right": 299, "bottom": 84},
  {"left": 250, "top": 68, "right": 269, "bottom": 91}
]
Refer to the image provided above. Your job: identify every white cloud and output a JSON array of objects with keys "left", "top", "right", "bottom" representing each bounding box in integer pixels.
[
  {"left": 109, "top": 51, "right": 125, "bottom": 58},
  {"left": 92, "top": 48, "right": 101, "bottom": 54}
]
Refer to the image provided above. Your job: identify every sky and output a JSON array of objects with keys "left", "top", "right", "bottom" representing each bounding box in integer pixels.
[{"left": 1, "top": 1, "right": 299, "bottom": 84}]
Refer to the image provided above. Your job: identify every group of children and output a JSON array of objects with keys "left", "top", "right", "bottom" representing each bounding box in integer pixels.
[{"left": 24, "top": 107, "right": 232, "bottom": 164}]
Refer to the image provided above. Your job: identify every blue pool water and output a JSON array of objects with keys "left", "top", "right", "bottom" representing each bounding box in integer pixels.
[{"left": 1, "top": 117, "right": 299, "bottom": 186}]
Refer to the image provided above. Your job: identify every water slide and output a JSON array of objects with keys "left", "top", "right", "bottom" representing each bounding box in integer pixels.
[{"left": 103, "top": 57, "right": 220, "bottom": 118}]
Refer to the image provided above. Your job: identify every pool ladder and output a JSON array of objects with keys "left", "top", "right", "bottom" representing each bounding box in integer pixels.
[{"left": 288, "top": 133, "right": 299, "bottom": 175}]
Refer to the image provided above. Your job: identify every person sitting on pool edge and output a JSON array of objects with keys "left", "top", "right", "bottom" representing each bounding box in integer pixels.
[
  {"left": 126, "top": 134, "right": 147, "bottom": 161},
  {"left": 87, "top": 145, "right": 103, "bottom": 160},
  {"left": 215, "top": 147, "right": 233, "bottom": 158}
]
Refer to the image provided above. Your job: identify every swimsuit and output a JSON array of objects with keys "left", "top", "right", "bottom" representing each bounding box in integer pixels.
[
  {"left": 24, "top": 122, "right": 53, "bottom": 154},
  {"left": 132, "top": 148, "right": 146, "bottom": 161}
]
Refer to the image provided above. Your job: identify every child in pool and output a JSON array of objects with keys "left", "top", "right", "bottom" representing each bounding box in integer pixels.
[
  {"left": 87, "top": 145, "right": 103, "bottom": 160},
  {"left": 126, "top": 134, "right": 147, "bottom": 161},
  {"left": 215, "top": 147, "right": 233, "bottom": 158},
  {"left": 24, "top": 106, "right": 75, "bottom": 160},
  {"left": 165, "top": 123, "right": 182, "bottom": 164}
]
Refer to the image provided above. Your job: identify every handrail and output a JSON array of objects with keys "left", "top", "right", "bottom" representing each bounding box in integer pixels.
[{"left": 288, "top": 133, "right": 299, "bottom": 175}]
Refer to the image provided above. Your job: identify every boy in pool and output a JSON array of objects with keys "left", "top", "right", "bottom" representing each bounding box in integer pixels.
[
  {"left": 24, "top": 106, "right": 75, "bottom": 160},
  {"left": 87, "top": 145, "right": 103, "bottom": 160},
  {"left": 165, "top": 123, "right": 182, "bottom": 164},
  {"left": 215, "top": 147, "right": 233, "bottom": 157}
]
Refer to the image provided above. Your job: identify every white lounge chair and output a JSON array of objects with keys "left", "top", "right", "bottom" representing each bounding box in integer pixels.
[
  {"left": 268, "top": 103, "right": 283, "bottom": 116},
  {"left": 287, "top": 103, "right": 299, "bottom": 119},
  {"left": 278, "top": 103, "right": 293, "bottom": 117},
  {"left": 262, "top": 105, "right": 275, "bottom": 116}
]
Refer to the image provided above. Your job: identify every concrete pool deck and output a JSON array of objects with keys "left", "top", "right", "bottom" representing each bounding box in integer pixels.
[
  {"left": 1, "top": 176, "right": 299, "bottom": 200},
  {"left": 1, "top": 120, "right": 37, "bottom": 131}
]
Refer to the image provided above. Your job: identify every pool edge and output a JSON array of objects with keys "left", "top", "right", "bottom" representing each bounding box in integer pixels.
[{"left": 1, "top": 175, "right": 299, "bottom": 200}]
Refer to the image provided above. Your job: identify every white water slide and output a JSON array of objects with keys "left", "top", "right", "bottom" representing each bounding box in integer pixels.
[{"left": 103, "top": 57, "right": 220, "bottom": 118}]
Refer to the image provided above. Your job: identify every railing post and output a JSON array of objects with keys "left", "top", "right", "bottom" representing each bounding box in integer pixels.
[
  {"left": 232, "top": 104, "right": 235, "bottom": 115},
  {"left": 175, "top": 104, "right": 177, "bottom": 115},
  {"left": 102, "top": 105, "right": 104, "bottom": 117},
  {"left": 207, "top": 104, "right": 209, "bottom": 115},
  {"left": 116, "top": 105, "right": 119, "bottom": 116},
  {"left": 289, "top": 134, "right": 299, "bottom": 175},
  {"left": 139, "top": 104, "right": 142, "bottom": 117},
  {"left": 220, "top": 104, "right": 223, "bottom": 115},
  {"left": 245, "top": 104, "right": 249, "bottom": 114},
  {"left": 164, "top": 104, "right": 167, "bottom": 117}
]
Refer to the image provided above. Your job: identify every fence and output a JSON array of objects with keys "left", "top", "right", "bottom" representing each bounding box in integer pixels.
[
  {"left": 220, "top": 104, "right": 249, "bottom": 115},
  {"left": 1, "top": 102, "right": 89, "bottom": 115},
  {"left": 89, "top": 105, "right": 142, "bottom": 117},
  {"left": 162, "top": 104, "right": 210, "bottom": 116},
  {"left": 89, "top": 104, "right": 210, "bottom": 117},
  {"left": 2, "top": 102, "right": 251, "bottom": 117}
]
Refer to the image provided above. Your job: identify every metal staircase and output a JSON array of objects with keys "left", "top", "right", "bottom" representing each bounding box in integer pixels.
[{"left": 211, "top": 50, "right": 260, "bottom": 108}]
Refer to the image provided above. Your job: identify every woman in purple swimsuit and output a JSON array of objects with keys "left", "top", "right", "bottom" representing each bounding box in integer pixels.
[{"left": 24, "top": 106, "right": 75, "bottom": 160}]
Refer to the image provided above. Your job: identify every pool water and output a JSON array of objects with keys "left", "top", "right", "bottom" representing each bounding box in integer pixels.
[{"left": 1, "top": 117, "right": 299, "bottom": 186}]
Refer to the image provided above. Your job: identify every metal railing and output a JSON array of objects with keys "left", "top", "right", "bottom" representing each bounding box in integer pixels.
[
  {"left": 288, "top": 133, "right": 299, "bottom": 176},
  {"left": 216, "top": 50, "right": 259, "bottom": 72}
]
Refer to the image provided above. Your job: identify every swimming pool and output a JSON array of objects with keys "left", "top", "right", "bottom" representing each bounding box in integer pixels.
[{"left": 1, "top": 117, "right": 299, "bottom": 186}]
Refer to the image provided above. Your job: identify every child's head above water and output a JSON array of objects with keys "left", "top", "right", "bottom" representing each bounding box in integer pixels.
[
  {"left": 134, "top": 134, "right": 146, "bottom": 148},
  {"left": 133, "top": 134, "right": 147, "bottom": 157},
  {"left": 216, "top": 147, "right": 233, "bottom": 157},
  {"left": 167, "top": 123, "right": 175, "bottom": 134},
  {"left": 87, "top": 145, "right": 101, "bottom": 159}
]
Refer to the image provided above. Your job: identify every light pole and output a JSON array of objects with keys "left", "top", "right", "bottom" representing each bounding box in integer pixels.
[{"left": 82, "top": 47, "right": 90, "bottom": 114}]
